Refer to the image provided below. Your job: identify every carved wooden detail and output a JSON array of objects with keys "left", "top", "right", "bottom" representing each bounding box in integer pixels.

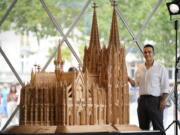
[{"left": 19, "top": 3, "right": 129, "bottom": 127}]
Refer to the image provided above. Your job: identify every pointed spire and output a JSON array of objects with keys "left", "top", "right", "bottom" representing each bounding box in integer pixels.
[
  {"left": 54, "top": 40, "right": 64, "bottom": 70},
  {"left": 30, "top": 68, "right": 35, "bottom": 86},
  {"left": 108, "top": 1, "right": 121, "bottom": 49},
  {"left": 83, "top": 2, "right": 101, "bottom": 74},
  {"left": 89, "top": 2, "right": 100, "bottom": 50},
  {"left": 111, "top": 0, "right": 118, "bottom": 7},
  {"left": 57, "top": 40, "right": 62, "bottom": 62}
]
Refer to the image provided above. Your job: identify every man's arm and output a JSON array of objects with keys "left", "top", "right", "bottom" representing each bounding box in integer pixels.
[
  {"left": 160, "top": 93, "right": 169, "bottom": 111},
  {"left": 128, "top": 77, "right": 136, "bottom": 87},
  {"left": 159, "top": 66, "right": 169, "bottom": 111}
]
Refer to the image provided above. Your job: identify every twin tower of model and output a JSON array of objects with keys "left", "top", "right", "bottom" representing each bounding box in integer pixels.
[{"left": 19, "top": 3, "right": 129, "bottom": 127}]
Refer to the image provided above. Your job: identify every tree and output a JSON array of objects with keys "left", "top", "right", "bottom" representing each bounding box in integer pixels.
[{"left": 0, "top": 0, "right": 176, "bottom": 66}]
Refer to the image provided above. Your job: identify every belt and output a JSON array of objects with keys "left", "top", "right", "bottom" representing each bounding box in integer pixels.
[{"left": 140, "top": 95, "right": 160, "bottom": 98}]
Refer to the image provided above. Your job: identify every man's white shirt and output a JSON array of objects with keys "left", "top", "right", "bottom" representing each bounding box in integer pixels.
[{"left": 135, "top": 61, "right": 169, "bottom": 96}]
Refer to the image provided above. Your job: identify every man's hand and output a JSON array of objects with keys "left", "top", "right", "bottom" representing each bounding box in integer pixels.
[
  {"left": 128, "top": 77, "right": 135, "bottom": 87},
  {"left": 160, "top": 93, "right": 168, "bottom": 111},
  {"left": 160, "top": 99, "right": 166, "bottom": 111}
]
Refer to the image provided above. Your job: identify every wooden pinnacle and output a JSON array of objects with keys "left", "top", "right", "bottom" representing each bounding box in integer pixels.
[
  {"left": 112, "top": 0, "right": 117, "bottom": 7},
  {"left": 92, "top": 2, "right": 98, "bottom": 9},
  {"left": 37, "top": 65, "right": 41, "bottom": 72},
  {"left": 34, "top": 64, "right": 37, "bottom": 72}
]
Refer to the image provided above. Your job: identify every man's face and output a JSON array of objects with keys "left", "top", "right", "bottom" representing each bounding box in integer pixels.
[{"left": 143, "top": 47, "right": 154, "bottom": 62}]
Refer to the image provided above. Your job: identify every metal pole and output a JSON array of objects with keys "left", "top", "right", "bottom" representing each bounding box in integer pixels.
[
  {"left": 0, "top": 0, "right": 17, "bottom": 27},
  {"left": 174, "top": 20, "right": 178, "bottom": 135},
  {"left": 40, "top": 0, "right": 86, "bottom": 71},
  {"left": 0, "top": 0, "right": 20, "bottom": 131},
  {"left": 0, "top": 46, "right": 24, "bottom": 86},
  {"left": 0, "top": 47, "right": 22, "bottom": 130},
  {"left": 166, "top": 20, "right": 180, "bottom": 135},
  {"left": 1, "top": 105, "right": 19, "bottom": 132},
  {"left": 41, "top": 0, "right": 91, "bottom": 71},
  {"left": 135, "top": 0, "right": 163, "bottom": 40}
]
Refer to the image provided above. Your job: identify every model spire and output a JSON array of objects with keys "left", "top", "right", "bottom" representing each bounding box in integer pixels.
[
  {"left": 108, "top": 1, "right": 121, "bottom": 49},
  {"left": 54, "top": 40, "right": 64, "bottom": 70},
  {"left": 89, "top": 2, "right": 100, "bottom": 51},
  {"left": 54, "top": 40, "right": 64, "bottom": 81},
  {"left": 83, "top": 2, "right": 101, "bottom": 74}
]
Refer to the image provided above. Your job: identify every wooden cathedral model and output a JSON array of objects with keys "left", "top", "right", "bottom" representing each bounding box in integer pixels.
[{"left": 14, "top": 2, "right": 133, "bottom": 133}]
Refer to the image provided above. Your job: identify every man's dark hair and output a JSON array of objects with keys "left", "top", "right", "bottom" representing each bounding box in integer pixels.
[
  {"left": 144, "top": 44, "right": 154, "bottom": 52},
  {"left": 68, "top": 67, "right": 78, "bottom": 72}
]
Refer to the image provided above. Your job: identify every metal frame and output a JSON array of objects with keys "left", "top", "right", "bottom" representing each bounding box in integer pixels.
[
  {"left": 0, "top": 0, "right": 21, "bottom": 131},
  {"left": 40, "top": 0, "right": 92, "bottom": 70},
  {"left": 0, "top": 0, "right": 164, "bottom": 131},
  {"left": 0, "top": 0, "right": 17, "bottom": 27},
  {"left": 0, "top": 47, "right": 24, "bottom": 86},
  {"left": 40, "top": 0, "right": 91, "bottom": 71},
  {"left": 109, "top": 0, "right": 163, "bottom": 54}
]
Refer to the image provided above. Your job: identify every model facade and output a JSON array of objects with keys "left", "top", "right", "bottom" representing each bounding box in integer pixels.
[{"left": 19, "top": 3, "right": 129, "bottom": 127}]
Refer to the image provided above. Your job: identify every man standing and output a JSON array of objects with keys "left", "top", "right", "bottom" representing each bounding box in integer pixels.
[{"left": 128, "top": 44, "right": 169, "bottom": 133}]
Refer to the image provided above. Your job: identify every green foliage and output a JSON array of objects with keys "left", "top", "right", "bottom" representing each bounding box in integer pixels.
[
  {"left": 61, "top": 47, "right": 71, "bottom": 61},
  {"left": 0, "top": 0, "right": 177, "bottom": 66},
  {"left": 47, "top": 46, "right": 71, "bottom": 61},
  {"left": 78, "top": 44, "right": 85, "bottom": 61}
]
